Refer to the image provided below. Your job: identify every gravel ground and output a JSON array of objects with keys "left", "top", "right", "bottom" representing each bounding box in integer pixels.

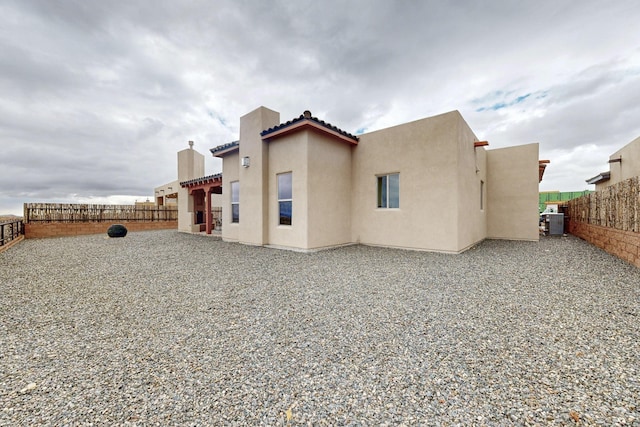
[{"left": 1, "top": 230, "right": 639, "bottom": 426}]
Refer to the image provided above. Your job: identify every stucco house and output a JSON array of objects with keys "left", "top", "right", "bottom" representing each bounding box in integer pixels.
[
  {"left": 198, "top": 106, "right": 542, "bottom": 253},
  {"left": 154, "top": 141, "right": 222, "bottom": 233},
  {"left": 586, "top": 135, "right": 640, "bottom": 190}
]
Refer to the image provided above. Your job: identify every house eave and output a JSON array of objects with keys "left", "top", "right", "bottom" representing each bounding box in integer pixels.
[
  {"left": 210, "top": 141, "right": 240, "bottom": 157},
  {"left": 180, "top": 173, "right": 223, "bottom": 188},
  {"left": 262, "top": 120, "right": 359, "bottom": 145},
  {"left": 539, "top": 160, "right": 550, "bottom": 183},
  {"left": 261, "top": 111, "right": 359, "bottom": 145},
  {"left": 586, "top": 172, "right": 611, "bottom": 185}
]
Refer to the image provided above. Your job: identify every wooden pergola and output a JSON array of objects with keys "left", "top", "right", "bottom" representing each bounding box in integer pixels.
[{"left": 180, "top": 173, "right": 222, "bottom": 235}]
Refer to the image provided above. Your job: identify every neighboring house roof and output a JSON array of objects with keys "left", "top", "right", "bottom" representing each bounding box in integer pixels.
[
  {"left": 538, "top": 190, "right": 592, "bottom": 212},
  {"left": 261, "top": 110, "right": 359, "bottom": 145},
  {"left": 180, "top": 173, "right": 223, "bottom": 188},
  {"left": 210, "top": 140, "right": 239, "bottom": 157},
  {"left": 586, "top": 171, "right": 611, "bottom": 185}
]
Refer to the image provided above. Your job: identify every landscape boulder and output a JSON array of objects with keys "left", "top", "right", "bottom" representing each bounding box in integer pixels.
[{"left": 107, "top": 224, "right": 128, "bottom": 238}]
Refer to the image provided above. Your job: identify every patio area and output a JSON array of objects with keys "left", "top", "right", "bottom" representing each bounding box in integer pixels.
[{"left": 1, "top": 230, "right": 638, "bottom": 425}]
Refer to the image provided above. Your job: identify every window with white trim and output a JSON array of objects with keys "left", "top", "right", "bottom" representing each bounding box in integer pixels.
[
  {"left": 231, "top": 181, "right": 239, "bottom": 223},
  {"left": 278, "top": 172, "right": 292, "bottom": 225},
  {"left": 377, "top": 173, "right": 399, "bottom": 208}
]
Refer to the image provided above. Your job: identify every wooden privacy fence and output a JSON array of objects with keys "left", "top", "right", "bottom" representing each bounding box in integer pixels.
[
  {"left": 567, "top": 176, "right": 640, "bottom": 232},
  {"left": 24, "top": 203, "right": 178, "bottom": 223}
]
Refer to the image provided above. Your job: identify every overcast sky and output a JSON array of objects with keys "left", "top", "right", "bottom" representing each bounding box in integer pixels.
[{"left": 1, "top": 0, "right": 639, "bottom": 216}]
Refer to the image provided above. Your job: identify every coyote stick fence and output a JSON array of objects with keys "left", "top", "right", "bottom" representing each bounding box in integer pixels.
[
  {"left": 567, "top": 176, "right": 639, "bottom": 232},
  {"left": 24, "top": 203, "right": 178, "bottom": 223}
]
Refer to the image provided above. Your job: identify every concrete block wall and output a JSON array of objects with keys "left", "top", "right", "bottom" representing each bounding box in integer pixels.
[
  {"left": 25, "top": 221, "right": 177, "bottom": 239},
  {"left": 569, "top": 220, "right": 640, "bottom": 268}
]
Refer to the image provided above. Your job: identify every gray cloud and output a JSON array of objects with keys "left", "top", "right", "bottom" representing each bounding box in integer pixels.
[{"left": 1, "top": 0, "right": 640, "bottom": 214}]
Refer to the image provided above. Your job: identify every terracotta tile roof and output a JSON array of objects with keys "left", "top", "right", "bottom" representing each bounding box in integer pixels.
[
  {"left": 210, "top": 140, "right": 239, "bottom": 156},
  {"left": 180, "top": 173, "right": 223, "bottom": 187},
  {"left": 261, "top": 110, "right": 359, "bottom": 142}
]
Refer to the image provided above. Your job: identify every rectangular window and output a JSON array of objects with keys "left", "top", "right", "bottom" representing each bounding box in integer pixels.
[
  {"left": 377, "top": 173, "right": 399, "bottom": 208},
  {"left": 278, "top": 172, "right": 292, "bottom": 225},
  {"left": 480, "top": 180, "right": 484, "bottom": 211},
  {"left": 231, "top": 181, "right": 239, "bottom": 223}
]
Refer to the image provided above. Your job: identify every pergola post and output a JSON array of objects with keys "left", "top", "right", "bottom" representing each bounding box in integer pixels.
[{"left": 205, "top": 188, "right": 212, "bottom": 235}]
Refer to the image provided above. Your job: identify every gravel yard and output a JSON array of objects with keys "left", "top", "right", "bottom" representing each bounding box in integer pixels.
[{"left": 1, "top": 230, "right": 639, "bottom": 426}]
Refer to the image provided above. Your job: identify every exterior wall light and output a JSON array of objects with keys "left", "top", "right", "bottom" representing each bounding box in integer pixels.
[{"left": 241, "top": 156, "right": 250, "bottom": 168}]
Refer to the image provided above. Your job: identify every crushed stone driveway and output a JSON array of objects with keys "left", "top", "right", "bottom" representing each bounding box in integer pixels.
[{"left": 1, "top": 230, "right": 638, "bottom": 425}]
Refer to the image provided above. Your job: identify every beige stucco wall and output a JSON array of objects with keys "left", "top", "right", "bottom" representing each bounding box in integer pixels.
[
  {"left": 210, "top": 193, "right": 222, "bottom": 209},
  {"left": 175, "top": 147, "right": 205, "bottom": 232},
  {"left": 238, "top": 107, "right": 280, "bottom": 245},
  {"left": 486, "top": 143, "right": 539, "bottom": 241},
  {"left": 177, "top": 186, "right": 194, "bottom": 232},
  {"left": 178, "top": 146, "right": 204, "bottom": 183},
  {"left": 221, "top": 151, "right": 240, "bottom": 242},
  {"left": 351, "top": 111, "right": 466, "bottom": 253},
  {"left": 455, "top": 118, "right": 487, "bottom": 251},
  {"left": 595, "top": 181, "right": 607, "bottom": 191},
  {"left": 607, "top": 136, "right": 640, "bottom": 187},
  {"left": 306, "top": 131, "right": 353, "bottom": 249},
  {"left": 265, "top": 129, "right": 352, "bottom": 250},
  {"left": 154, "top": 180, "right": 178, "bottom": 207},
  {"left": 267, "top": 132, "right": 309, "bottom": 248}
]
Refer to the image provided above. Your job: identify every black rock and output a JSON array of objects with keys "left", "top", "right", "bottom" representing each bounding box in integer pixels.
[{"left": 107, "top": 224, "right": 128, "bottom": 238}]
